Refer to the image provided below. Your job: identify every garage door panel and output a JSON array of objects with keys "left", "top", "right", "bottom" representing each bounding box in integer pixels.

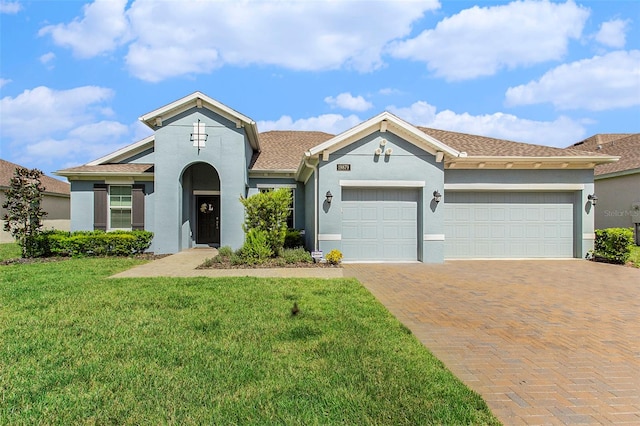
[
  {"left": 342, "top": 188, "right": 418, "bottom": 261},
  {"left": 445, "top": 192, "right": 574, "bottom": 258}
]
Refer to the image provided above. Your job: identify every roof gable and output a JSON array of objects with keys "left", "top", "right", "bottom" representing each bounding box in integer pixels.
[
  {"left": 139, "top": 91, "right": 260, "bottom": 151},
  {"left": 306, "top": 111, "right": 463, "bottom": 159}
]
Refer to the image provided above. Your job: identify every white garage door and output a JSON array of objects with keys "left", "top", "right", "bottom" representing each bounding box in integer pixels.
[
  {"left": 342, "top": 188, "right": 418, "bottom": 261},
  {"left": 444, "top": 192, "right": 575, "bottom": 258}
]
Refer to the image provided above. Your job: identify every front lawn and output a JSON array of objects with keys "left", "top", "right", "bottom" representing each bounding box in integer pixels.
[
  {"left": 0, "top": 255, "right": 499, "bottom": 424},
  {"left": 630, "top": 244, "right": 640, "bottom": 267}
]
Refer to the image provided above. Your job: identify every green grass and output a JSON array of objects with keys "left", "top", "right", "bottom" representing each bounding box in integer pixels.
[
  {"left": 0, "top": 242, "right": 20, "bottom": 261},
  {"left": 0, "top": 257, "right": 499, "bottom": 425},
  {"left": 629, "top": 244, "right": 640, "bottom": 267}
]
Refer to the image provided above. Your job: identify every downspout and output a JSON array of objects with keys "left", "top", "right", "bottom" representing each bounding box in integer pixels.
[{"left": 304, "top": 155, "right": 318, "bottom": 251}]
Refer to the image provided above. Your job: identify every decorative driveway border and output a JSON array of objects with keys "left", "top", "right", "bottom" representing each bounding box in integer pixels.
[{"left": 344, "top": 261, "right": 640, "bottom": 425}]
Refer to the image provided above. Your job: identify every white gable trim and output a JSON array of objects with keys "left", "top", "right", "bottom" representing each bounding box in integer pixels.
[
  {"left": 139, "top": 91, "right": 260, "bottom": 151},
  {"left": 307, "top": 111, "right": 462, "bottom": 159},
  {"left": 87, "top": 135, "right": 155, "bottom": 166}
]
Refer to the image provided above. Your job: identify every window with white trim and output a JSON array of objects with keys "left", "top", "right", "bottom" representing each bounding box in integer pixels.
[
  {"left": 259, "top": 187, "right": 295, "bottom": 228},
  {"left": 109, "top": 185, "right": 132, "bottom": 230}
]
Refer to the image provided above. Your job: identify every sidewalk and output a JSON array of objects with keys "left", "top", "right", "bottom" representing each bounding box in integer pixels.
[{"left": 109, "top": 248, "right": 344, "bottom": 279}]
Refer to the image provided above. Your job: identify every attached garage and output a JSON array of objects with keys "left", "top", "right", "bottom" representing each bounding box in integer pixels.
[
  {"left": 444, "top": 192, "right": 575, "bottom": 258},
  {"left": 341, "top": 188, "right": 418, "bottom": 261}
]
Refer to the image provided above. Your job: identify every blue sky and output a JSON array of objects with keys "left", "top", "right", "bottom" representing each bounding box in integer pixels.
[{"left": 1, "top": 0, "right": 638, "bottom": 178}]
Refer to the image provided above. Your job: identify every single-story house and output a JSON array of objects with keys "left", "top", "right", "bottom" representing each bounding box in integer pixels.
[
  {"left": 568, "top": 133, "right": 640, "bottom": 244},
  {"left": 56, "top": 92, "right": 618, "bottom": 262},
  {"left": 1, "top": 159, "right": 71, "bottom": 243}
]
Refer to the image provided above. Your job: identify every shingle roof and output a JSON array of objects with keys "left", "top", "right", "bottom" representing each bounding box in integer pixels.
[
  {"left": 250, "top": 127, "right": 609, "bottom": 172},
  {"left": 569, "top": 134, "right": 640, "bottom": 176},
  {"left": 418, "top": 127, "right": 604, "bottom": 157},
  {"left": 57, "top": 164, "right": 154, "bottom": 174},
  {"left": 1, "top": 159, "right": 70, "bottom": 196},
  {"left": 250, "top": 131, "right": 334, "bottom": 170}
]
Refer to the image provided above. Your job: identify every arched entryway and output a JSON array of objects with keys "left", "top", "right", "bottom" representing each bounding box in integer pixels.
[{"left": 181, "top": 162, "right": 221, "bottom": 247}]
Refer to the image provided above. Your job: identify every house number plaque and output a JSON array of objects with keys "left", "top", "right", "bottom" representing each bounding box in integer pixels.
[{"left": 337, "top": 164, "right": 351, "bottom": 171}]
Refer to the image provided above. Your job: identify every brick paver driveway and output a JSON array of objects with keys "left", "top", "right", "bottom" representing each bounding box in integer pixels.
[{"left": 344, "top": 260, "right": 640, "bottom": 425}]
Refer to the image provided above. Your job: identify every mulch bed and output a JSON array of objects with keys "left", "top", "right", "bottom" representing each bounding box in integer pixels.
[
  {"left": 197, "top": 259, "right": 341, "bottom": 269},
  {"left": 0, "top": 253, "right": 170, "bottom": 266}
]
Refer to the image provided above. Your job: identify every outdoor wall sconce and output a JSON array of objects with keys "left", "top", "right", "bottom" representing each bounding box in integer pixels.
[
  {"left": 433, "top": 190, "right": 442, "bottom": 203},
  {"left": 385, "top": 148, "right": 393, "bottom": 156},
  {"left": 325, "top": 191, "right": 333, "bottom": 204},
  {"left": 380, "top": 138, "right": 387, "bottom": 146},
  {"left": 588, "top": 193, "right": 598, "bottom": 206},
  {"left": 374, "top": 147, "right": 383, "bottom": 156}
]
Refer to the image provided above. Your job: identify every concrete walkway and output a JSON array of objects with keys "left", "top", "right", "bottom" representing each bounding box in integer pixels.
[
  {"left": 344, "top": 261, "right": 640, "bottom": 425},
  {"left": 110, "top": 248, "right": 344, "bottom": 279}
]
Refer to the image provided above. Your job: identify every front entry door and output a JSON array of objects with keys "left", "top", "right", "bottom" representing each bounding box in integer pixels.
[{"left": 196, "top": 195, "right": 220, "bottom": 244}]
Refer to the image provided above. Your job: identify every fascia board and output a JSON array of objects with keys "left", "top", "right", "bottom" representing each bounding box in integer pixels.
[
  {"left": 450, "top": 155, "right": 619, "bottom": 164},
  {"left": 139, "top": 91, "right": 260, "bottom": 151},
  {"left": 307, "top": 111, "right": 461, "bottom": 158},
  {"left": 87, "top": 135, "right": 155, "bottom": 166},
  {"left": 595, "top": 167, "right": 640, "bottom": 180}
]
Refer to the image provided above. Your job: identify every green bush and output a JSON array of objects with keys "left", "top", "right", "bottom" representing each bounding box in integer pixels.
[
  {"left": 240, "top": 189, "right": 292, "bottom": 256},
  {"left": 593, "top": 228, "right": 634, "bottom": 264},
  {"left": 326, "top": 249, "right": 343, "bottom": 265},
  {"left": 284, "top": 229, "right": 304, "bottom": 249},
  {"left": 34, "top": 230, "right": 153, "bottom": 257},
  {"left": 240, "top": 229, "right": 273, "bottom": 265},
  {"left": 218, "top": 246, "right": 233, "bottom": 258},
  {"left": 281, "top": 247, "right": 313, "bottom": 264}
]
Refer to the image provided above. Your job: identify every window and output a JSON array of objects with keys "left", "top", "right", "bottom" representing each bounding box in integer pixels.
[
  {"left": 109, "top": 185, "right": 132, "bottom": 229},
  {"left": 259, "top": 187, "right": 295, "bottom": 228}
]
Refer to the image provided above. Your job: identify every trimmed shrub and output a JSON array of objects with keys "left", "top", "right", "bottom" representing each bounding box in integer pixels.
[
  {"left": 593, "top": 228, "right": 634, "bottom": 264},
  {"left": 325, "top": 249, "right": 343, "bottom": 265},
  {"left": 284, "top": 229, "right": 304, "bottom": 249},
  {"left": 34, "top": 230, "right": 153, "bottom": 257},
  {"left": 281, "top": 247, "right": 313, "bottom": 264},
  {"left": 240, "top": 229, "right": 273, "bottom": 265},
  {"left": 240, "top": 188, "right": 291, "bottom": 256}
]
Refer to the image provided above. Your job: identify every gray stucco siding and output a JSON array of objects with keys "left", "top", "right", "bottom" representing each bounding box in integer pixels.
[
  {"left": 316, "top": 131, "right": 445, "bottom": 262},
  {"left": 594, "top": 173, "right": 640, "bottom": 229},
  {"left": 152, "top": 107, "right": 249, "bottom": 253}
]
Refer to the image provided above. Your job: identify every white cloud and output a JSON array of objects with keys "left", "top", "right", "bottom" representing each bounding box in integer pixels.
[
  {"left": 379, "top": 88, "right": 402, "bottom": 96},
  {"left": 387, "top": 100, "right": 585, "bottom": 147},
  {"left": 0, "top": 0, "right": 21, "bottom": 14},
  {"left": 389, "top": 0, "right": 589, "bottom": 81},
  {"left": 325, "top": 92, "right": 373, "bottom": 112},
  {"left": 258, "top": 113, "right": 362, "bottom": 135},
  {"left": 0, "top": 86, "right": 134, "bottom": 169},
  {"left": 260, "top": 99, "right": 585, "bottom": 148},
  {"left": 595, "top": 19, "right": 629, "bottom": 48},
  {"left": 39, "top": 52, "right": 56, "bottom": 68},
  {"left": 505, "top": 50, "right": 640, "bottom": 111},
  {"left": 0, "top": 78, "right": 11, "bottom": 88},
  {"left": 38, "top": 0, "right": 130, "bottom": 58},
  {"left": 40, "top": 0, "right": 438, "bottom": 82}
]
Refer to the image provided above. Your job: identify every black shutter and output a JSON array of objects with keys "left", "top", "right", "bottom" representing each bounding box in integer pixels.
[
  {"left": 132, "top": 184, "right": 145, "bottom": 230},
  {"left": 93, "top": 184, "right": 108, "bottom": 231}
]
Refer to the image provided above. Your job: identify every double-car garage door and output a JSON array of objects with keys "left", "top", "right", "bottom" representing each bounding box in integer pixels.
[
  {"left": 340, "top": 188, "right": 576, "bottom": 261},
  {"left": 342, "top": 188, "right": 418, "bottom": 261},
  {"left": 444, "top": 192, "right": 575, "bottom": 258}
]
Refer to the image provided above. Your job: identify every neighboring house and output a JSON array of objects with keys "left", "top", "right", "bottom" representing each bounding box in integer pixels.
[
  {"left": 568, "top": 134, "right": 640, "bottom": 244},
  {"left": 56, "top": 92, "right": 617, "bottom": 262},
  {"left": 1, "top": 159, "right": 71, "bottom": 243}
]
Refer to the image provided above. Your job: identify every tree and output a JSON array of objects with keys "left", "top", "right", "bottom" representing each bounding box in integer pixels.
[
  {"left": 240, "top": 188, "right": 292, "bottom": 256},
  {"left": 2, "top": 167, "right": 48, "bottom": 258}
]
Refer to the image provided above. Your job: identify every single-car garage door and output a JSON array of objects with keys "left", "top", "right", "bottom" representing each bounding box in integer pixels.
[
  {"left": 342, "top": 188, "right": 418, "bottom": 261},
  {"left": 444, "top": 192, "right": 575, "bottom": 258}
]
